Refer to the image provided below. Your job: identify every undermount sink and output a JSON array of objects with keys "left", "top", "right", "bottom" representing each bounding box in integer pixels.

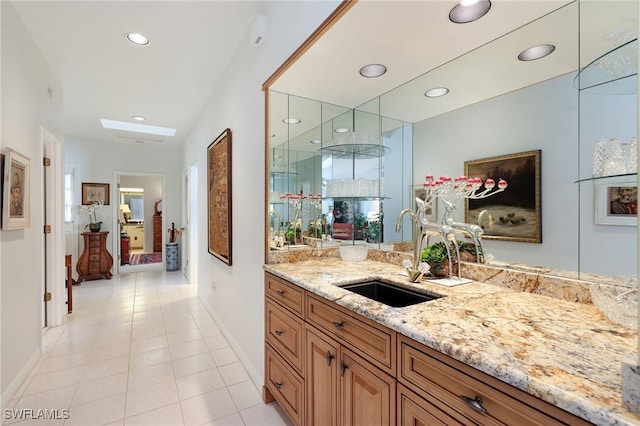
[{"left": 340, "top": 280, "right": 442, "bottom": 307}]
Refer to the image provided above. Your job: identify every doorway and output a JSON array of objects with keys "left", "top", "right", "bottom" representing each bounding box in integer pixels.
[{"left": 115, "top": 173, "right": 164, "bottom": 273}]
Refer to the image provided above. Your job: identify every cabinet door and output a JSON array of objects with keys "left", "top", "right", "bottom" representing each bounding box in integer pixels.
[
  {"left": 341, "top": 348, "right": 395, "bottom": 426},
  {"left": 306, "top": 327, "right": 339, "bottom": 426}
]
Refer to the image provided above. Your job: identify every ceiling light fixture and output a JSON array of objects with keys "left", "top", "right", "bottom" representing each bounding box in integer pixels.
[
  {"left": 518, "top": 44, "right": 556, "bottom": 61},
  {"left": 359, "top": 64, "right": 387, "bottom": 78},
  {"left": 283, "top": 117, "right": 301, "bottom": 124},
  {"left": 449, "top": 0, "right": 491, "bottom": 24},
  {"left": 100, "top": 119, "right": 176, "bottom": 136},
  {"left": 132, "top": 116, "right": 145, "bottom": 121},
  {"left": 334, "top": 127, "right": 350, "bottom": 133},
  {"left": 125, "top": 32, "right": 149, "bottom": 46},
  {"left": 425, "top": 87, "right": 450, "bottom": 98}
]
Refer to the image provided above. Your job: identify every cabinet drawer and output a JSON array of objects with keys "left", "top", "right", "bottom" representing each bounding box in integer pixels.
[
  {"left": 266, "top": 347, "right": 304, "bottom": 425},
  {"left": 265, "top": 273, "right": 304, "bottom": 317},
  {"left": 397, "top": 383, "right": 464, "bottom": 426},
  {"left": 306, "top": 293, "right": 395, "bottom": 375},
  {"left": 398, "top": 336, "right": 586, "bottom": 426},
  {"left": 265, "top": 299, "right": 304, "bottom": 374}
]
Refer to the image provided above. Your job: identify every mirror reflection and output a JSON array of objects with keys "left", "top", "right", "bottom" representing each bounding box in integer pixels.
[{"left": 266, "top": 1, "right": 637, "bottom": 287}]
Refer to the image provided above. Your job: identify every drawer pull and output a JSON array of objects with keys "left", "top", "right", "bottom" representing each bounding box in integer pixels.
[
  {"left": 274, "top": 329, "right": 283, "bottom": 336},
  {"left": 460, "top": 395, "right": 487, "bottom": 414},
  {"left": 326, "top": 351, "right": 335, "bottom": 366},
  {"left": 340, "top": 360, "right": 349, "bottom": 376},
  {"left": 275, "top": 381, "right": 283, "bottom": 390},
  {"left": 332, "top": 321, "right": 345, "bottom": 330},
  {"left": 276, "top": 290, "right": 285, "bottom": 296}
]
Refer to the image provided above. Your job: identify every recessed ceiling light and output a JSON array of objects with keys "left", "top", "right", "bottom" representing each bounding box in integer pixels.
[
  {"left": 310, "top": 139, "right": 321, "bottom": 144},
  {"left": 125, "top": 32, "right": 150, "bottom": 46},
  {"left": 100, "top": 119, "right": 176, "bottom": 136},
  {"left": 359, "top": 64, "right": 387, "bottom": 78},
  {"left": 334, "top": 127, "right": 350, "bottom": 133},
  {"left": 449, "top": 0, "right": 491, "bottom": 23},
  {"left": 518, "top": 44, "right": 556, "bottom": 61},
  {"left": 132, "top": 116, "right": 145, "bottom": 121},
  {"left": 425, "top": 87, "right": 450, "bottom": 98},
  {"left": 283, "top": 117, "right": 301, "bottom": 124}
]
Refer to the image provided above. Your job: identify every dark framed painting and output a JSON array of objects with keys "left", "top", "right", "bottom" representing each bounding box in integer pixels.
[
  {"left": 465, "top": 150, "right": 541, "bottom": 243},
  {"left": 82, "top": 182, "right": 110, "bottom": 205},
  {"left": 208, "top": 128, "right": 232, "bottom": 265},
  {"left": 2, "top": 148, "right": 31, "bottom": 230},
  {"left": 595, "top": 183, "right": 637, "bottom": 226}
]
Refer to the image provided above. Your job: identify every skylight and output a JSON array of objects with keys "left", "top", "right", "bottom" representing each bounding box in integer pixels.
[{"left": 100, "top": 119, "right": 176, "bottom": 137}]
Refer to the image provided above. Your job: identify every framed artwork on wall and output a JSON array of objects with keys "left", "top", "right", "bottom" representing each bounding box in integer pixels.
[
  {"left": 2, "top": 148, "right": 31, "bottom": 230},
  {"left": 465, "top": 150, "right": 541, "bottom": 243},
  {"left": 208, "top": 128, "right": 233, "bottom": 265},
  {"left": 82, "top": 182, "right": 110, "bottom": 205},
  {"left": 595, "top": 183, "right": 637, "bottom": 226}
]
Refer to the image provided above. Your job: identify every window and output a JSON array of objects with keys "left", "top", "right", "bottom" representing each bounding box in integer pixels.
[{"left": 64, "top": 166, "right": 76, "bottom": 224}]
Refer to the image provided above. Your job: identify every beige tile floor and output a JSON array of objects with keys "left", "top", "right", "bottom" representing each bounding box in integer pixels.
[{"left": 4, "top": 270, "right": 292, "bottom": 426}]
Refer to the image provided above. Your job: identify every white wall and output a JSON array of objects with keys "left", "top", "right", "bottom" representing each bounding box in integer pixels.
[
  {"left": 65, "top": 139, "right": 182, "bottom": 265},
  {"left": 182, "top": 1, "right": 340, "bottom": 387},
  {"left": 0, "top": 2, "right": 64, "bottom": 402}
]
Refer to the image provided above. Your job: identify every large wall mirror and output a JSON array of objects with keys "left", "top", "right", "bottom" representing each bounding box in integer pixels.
[{"left": 264, "top": 1, "right": 637, "bottom": 289}]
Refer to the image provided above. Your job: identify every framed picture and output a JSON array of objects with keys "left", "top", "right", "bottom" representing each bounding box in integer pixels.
[
  {"left": 465, "top": 150, "right": 541, "bottom": 243},
  {"left": 413, "top": 184, "right": 437, "bottom": 222},
  {"left": 82, "top": 182, "right": 110, "bottom": 205},
  {"left": 2, "top": 148, "right": 31, "bottom": 230},
  {"left": 595, "top": 184, "right": 637, "bottom": 226},
  {"left": 208, "top": 128, "right": 233, "bottom": 265}
]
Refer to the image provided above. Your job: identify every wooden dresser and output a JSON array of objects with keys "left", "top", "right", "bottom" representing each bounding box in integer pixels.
[
  {"left": 76, "top": 231, "right": 113, "bottom": 283},
  {"left": 153, "top": 214, "right": 162, "bottom": 252}
]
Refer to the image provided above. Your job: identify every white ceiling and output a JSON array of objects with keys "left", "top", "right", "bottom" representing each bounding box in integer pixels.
[{"left": 12, "top": 1, "right": 262, "bottom": 145}]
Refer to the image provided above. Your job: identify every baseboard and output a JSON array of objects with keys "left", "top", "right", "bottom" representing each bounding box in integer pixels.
[
  {"left": 1, "top": 347, "right": 42, "bottom": 411},
  {"left": 199, "top": 299, "right": 263, "bottom": 391}
]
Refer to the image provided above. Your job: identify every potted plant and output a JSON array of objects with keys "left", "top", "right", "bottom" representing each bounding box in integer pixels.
[
  {"left": 421, "top": 241, "right": 457, "bottom": 277},
  {"left": 79, "top": 200, "right": 104, "bottom": 232}
]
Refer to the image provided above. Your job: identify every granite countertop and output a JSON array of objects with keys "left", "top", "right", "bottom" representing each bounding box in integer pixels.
[{"left": 264, "top": 258, "right": 640, "bottom": 426}]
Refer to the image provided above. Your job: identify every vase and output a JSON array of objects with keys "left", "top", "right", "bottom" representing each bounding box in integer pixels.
[
  {"left": 166, "top": 242, "right": 179, "bottom": 271},
  {"left": 89, "top": 223, "right": 102, "bottom": 232}
]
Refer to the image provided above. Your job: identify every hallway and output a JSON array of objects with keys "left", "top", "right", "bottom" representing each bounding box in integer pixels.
[{"left": 4, "top": 271, "right": 291, "bottom": 426}]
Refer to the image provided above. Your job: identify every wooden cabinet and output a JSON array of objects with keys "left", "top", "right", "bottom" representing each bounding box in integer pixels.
[
  {"left": 306, "top": 326, "right": 395, "bottom": 426},
  {"left": 76, "top": 231, "right": 113, "bottom": 283},
  {"left": 123, "top": 224, "right": 144, "bottom": 250},
  {"left": 265, "top": 274, "right": 306, "bottom": 425},
  {"left": 120, "top": 236, "right": 130, "bottom": 265},
  {"left": 397, "top": 334, "right": 592, "bottom": 426},
  {"left": 153, "top": 214, "right": 162, "bottom": 252},
  {"left": 265, "top": 272, "right": 591, "bottom": 426}
]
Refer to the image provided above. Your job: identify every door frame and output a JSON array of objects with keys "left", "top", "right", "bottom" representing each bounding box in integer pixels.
[
  {"left": 113, "top": 171, "right": 165, "bottom": 274},
  {"left": 42, "top": 125, "right": 65, "bottom": 327}
]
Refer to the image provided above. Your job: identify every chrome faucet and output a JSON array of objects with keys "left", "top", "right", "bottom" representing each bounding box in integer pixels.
[{"left": 395, "top": 209, "right": 422, "bottom": 279}]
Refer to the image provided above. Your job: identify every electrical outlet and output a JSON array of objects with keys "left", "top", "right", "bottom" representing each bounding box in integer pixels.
[{"left": 211, "top": 281, "right": 216, "bottom": 290}]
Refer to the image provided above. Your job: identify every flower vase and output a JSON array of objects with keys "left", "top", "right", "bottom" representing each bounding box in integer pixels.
[{"left": 89, "top": 223, "right": 102, "bottom": 232}]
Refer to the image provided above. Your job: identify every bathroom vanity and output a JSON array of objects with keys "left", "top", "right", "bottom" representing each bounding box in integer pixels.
[{"left": 264, "top": 258, "right": 638, "bottom": 425}]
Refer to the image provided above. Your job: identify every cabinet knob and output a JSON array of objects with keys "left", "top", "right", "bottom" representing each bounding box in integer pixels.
[
  {"left": 459, "top": 395, "right": 487, "bottom": 414},
  {"left": 274, "top": 381, "right": 283, "bottom": 390},
  {"left": 274, "top": 330, "right": 283, "bottom": 336},
  {"left": 340, "top": 360, "right": 349, "bottom": 376},
  {"left": 332, "top": 321, "right": 345, "bottom": 330},
  {"left": 326, "top": 351, "right": 335, "bottom": 366},
  {"left": 276, "top": 290, "right": 285, "bottom": 296}
]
